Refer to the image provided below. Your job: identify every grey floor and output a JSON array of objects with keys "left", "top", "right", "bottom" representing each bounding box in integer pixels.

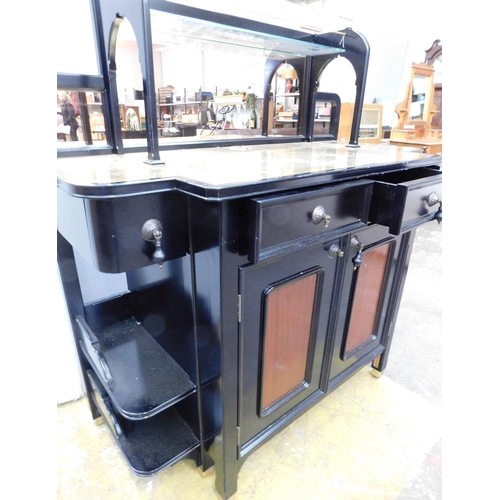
[
  {"left": 383, "top": 222, "right": 442, "bottom": 499},
  {"left": 57, "top": 221, "right": 442, "bottom": 500}
]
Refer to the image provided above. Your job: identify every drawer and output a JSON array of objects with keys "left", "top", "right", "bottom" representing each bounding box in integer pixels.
[
  {"left": 368, "top": 167, "right": 442, "bottom": 235},
  {"left": 58, "top": 188, "right": 189, "bottom": 273},
  {"left": 246, "top": 180, "right": 373, "bottom": 263},
  {"left": 85, "top": 191, "right": 189, "bottom": 273}
]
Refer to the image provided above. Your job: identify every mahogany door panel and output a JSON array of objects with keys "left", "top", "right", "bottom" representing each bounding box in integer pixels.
[
  {"left": 260, "top": 271, "right": 319, "bottom": 415},
  {"left": 343, "top": 243, "right": 390, "bottom": 356}
]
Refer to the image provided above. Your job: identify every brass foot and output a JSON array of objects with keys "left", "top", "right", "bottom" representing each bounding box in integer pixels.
[
  {"left": 93, "top": 416, "right": 105, "bottom": 426},
  {"left": 370, "top": 368, "right": 384, "bottom": 378},
  {"left": 197, "top": 464, "right": 215, "bottom": 478}
]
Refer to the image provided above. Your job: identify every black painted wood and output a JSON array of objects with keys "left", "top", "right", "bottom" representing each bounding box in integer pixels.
[
  {"left": 368, "top": 168, "right": 442, "bottom": 235},
  {"left": 88, "top": 370, "right": 200, "bottom": 476},
  {"left": 57, "top": 155, "right": 442, "bottom": 500},
  {"left": 55, "top": 4, "right": 443, "bottom": 496},
  {"left": 77, "top": 316, "right": 196, "bottom": 419}
]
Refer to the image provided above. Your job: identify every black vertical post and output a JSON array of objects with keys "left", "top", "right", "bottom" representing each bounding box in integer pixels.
[
  {"left": 77, "top": 92, "right": 93, "bottom": 145},
  {"left": 91, "top": 0, "right": 123, "bottom": 154},
  {"left": 95, "top": 0, "right": 163, "bottom": 162},
  {"left": 140, "top": 0, "right": 163, "bottom": 164}
]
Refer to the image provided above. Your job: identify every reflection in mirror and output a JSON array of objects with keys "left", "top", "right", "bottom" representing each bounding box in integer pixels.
[
  {"left": 125, "top": 107, "right": 140, "bottom": 130},
  {"left": 424, "top": 40, "right": 442, "bottom": 130},
  {"left": 410, "top": 74, "right": 429, "bottom": 120},
  {"left": 271, "top": 63, "right": 301, "bottom": 136},
  {"left": 314, "top": 57, "right": 356, "bottom": 139},
  {"left": 433, "top": 55, "right": 442, "bottom": 84},
  {"left": 151, "top": 35, "right": 304, "bottom": 142},
  {"left": 147, "top": 9, "right": 309, "bottom": 144},
  {"left": 67, "top": 6, "right": 343, "bottom": 149},
  {"left": 56, "top": 90, "right": 106, "bottom": 148},
  {"left": 116, "top": 19, "right": 148, "bottom": 143}
]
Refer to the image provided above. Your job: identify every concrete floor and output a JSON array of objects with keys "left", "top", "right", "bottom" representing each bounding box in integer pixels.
[{"left": 57, "top": 222, "right": 442, "bottom": 500}]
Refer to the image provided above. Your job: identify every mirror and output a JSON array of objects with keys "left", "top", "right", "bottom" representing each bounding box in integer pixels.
[
  {"left": 410, "top": 74, "right": 429, "bottom": 120},
  {"left": 272, "top": 63, "right": 301, "bottom": 135},
  {"left": 390, "top": 60, "right": 441, "bottom": 154},
  {"left": 394, "top": 62, "right": 435, "bottom": 129}
]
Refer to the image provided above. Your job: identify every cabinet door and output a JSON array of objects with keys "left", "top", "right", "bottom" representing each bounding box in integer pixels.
[
  {"left": 329, "top": 226, "right": 399, "bottom": 384},
  {"left": 238, "top": 241, "right": 341, "bottom": 455}
]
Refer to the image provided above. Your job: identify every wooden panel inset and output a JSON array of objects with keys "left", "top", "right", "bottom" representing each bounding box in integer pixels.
[
  {"left": 344, "top": 243, "right": 390, "bottom": 354},
  {"left": 260, "top": 272, "right": 318, "bottom": 411}
]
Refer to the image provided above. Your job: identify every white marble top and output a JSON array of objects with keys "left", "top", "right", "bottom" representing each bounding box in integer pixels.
[{"left": 57, "top": 141, "right": 437, "bottom": 196}]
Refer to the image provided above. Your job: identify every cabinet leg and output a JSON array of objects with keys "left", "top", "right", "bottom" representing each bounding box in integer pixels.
[
  {"left": 197, "top": 463, "right": 215, "bottom": 477},
  {"left": 211, "top": 436, "right": 238, "bottom": 500},
  {"left": 93, "top": 415, "right": 105, "bottom": 426},
  {"left": 197, "top": 449, "right": 215, "bottom": 477},
  {"left": 370, "top": 355, "right": 384, "bottom": 378}
]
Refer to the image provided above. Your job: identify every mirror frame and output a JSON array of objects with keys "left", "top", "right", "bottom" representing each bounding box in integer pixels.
[{"left": 395, "top": 62, "right": 435, "bottom": 130}]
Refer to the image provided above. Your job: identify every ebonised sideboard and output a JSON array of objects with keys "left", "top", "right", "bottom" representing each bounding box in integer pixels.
[{"left": 57, "top": 141, "right": 442, "bottom": 499}]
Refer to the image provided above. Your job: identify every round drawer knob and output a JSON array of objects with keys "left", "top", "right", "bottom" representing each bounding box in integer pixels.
[
  {"left": 426, "top": 192, "right": 443, "bottom": 224},
  {"left": 427, "top": 192, "right": 441, "bottom": 207},
  {"left": 312, "top": 205, "right": 332, "bottom": 228},
  {"left": 142, "top": 219, "right": 165, "bottom": 267},
  {"left": 328, "top": 243, "right": 344, "bottom": 258}
]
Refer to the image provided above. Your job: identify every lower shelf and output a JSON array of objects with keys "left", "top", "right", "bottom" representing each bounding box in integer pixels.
[
  {"left": 88, "top": 370, "right": 200, "bottom": 476},
  {"left": 77, "top": 315, "right": 196, "bottom": 419}
]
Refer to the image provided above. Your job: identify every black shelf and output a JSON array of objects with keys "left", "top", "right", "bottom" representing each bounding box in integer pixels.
[
  {"left": 76, "top": 315, "right": 196, "bottom": 420},
  {"left": 88, "top": 371, "right": 199, "bottom": 476}
]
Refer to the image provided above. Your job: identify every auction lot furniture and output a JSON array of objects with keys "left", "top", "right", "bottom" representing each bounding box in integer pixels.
[{"left": 57, "top": 2, "right": 442, "bottom": 498}]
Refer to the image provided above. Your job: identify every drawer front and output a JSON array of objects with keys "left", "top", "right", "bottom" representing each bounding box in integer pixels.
[
  {"left": 84, "top": 190, "right": 188, "bottom": 273},
  {"left": 247, "top": 180, "right": 373, "bottom": 263},
  {"left": 369, "top": 168, "right": 442, "bottom": 235}
]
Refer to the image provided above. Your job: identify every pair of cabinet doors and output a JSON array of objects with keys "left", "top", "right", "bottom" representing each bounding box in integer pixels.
[{"left": 238, "top": 224, "right": 402, "bottom": 455}]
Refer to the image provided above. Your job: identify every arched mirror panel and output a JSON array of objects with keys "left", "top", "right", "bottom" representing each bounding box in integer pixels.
[{"left": 313, "top": 57, "right": 356, "bottom": 140}]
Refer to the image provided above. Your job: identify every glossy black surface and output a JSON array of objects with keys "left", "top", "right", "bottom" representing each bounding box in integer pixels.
[
  {"left": 326, "top": 225, "right": 399, "bottom": 385},
  {"left": 78, "top": 316, "right": 196, "bottom": 419},
  {"left": 57, "top": 187, "right": 190, "bottom": 273},
  {"left": 239, "top": 243, "right": 339, "bottom": 453},
  {"left": 88, "top": 370, "right": 200, "bottom": 476},
  {"left": 368, "top": 168, "right": 442, "bottom": 235},
  {"left": 57, "top": 152, "right": 443, "bottom": 499},
  {"left": 246, "top": 180, "right": 373, "bottom": 263}
]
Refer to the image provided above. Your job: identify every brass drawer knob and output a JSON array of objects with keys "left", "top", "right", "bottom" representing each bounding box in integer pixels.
[
  {"left": 142, "top": 219, "right": 165, "bottom": 267},
  {"left": 312, "top": 205, "right": 332, "bottom": 228},
  {"left": 426, "top": 192, "right": 440, "bottom": 207},
  {"left": 426, "top": 192, "right": 443, "bottom": 224},
  {"left": 328, "top": 243, "right": 344, "bottom": 258}
]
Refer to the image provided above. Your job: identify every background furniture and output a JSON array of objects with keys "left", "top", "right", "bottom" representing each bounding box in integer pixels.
[
  {"left": 425, "top": 40, "right": 442, "bottom": 130},
  {"left": 338, "top": 102, "right": 383, "bottom": 143},
  {"left": 389, "top": 42, "right": 443, "bottom": 154}
]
